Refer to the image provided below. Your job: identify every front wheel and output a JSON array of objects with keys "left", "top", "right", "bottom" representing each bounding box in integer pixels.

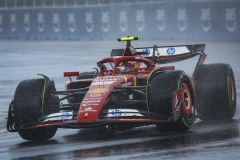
[
  {"left": 148, "top": 70, "right": 195, "bottom": 131},
  {"left": 18, "top": 127, "right": 57, "bottom": 141},
  {"left": 13, "top": 78, "right": 59, "bottom": 141}
]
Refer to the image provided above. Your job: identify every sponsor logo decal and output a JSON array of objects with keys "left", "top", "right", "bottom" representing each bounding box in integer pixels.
[
  {"left": 91, "top": 81, "right": 116, "bottom": 85},
  {"left": 89, "top": 93, "right": 102, "bottom": 97},
  {"left": 82, "top": 99, "right": 101, "bottom": 106},
  {"left": 108, "top": 109, "right": 144, "bottom": 117},
  {"left": 90, "top": 88, "right": 108, "bottom": 94},
  {"left": 83, "top": 100, "right": 101, "bottom": 103},
  {"left": 83, "top": 107, "right": 97, "bottom": 112},
  {"left": 112, "top": 109, "right": 122, "bottom": 116},
  {"left": 167, "top": 48, "right": 176, "bottom": 55},
  {"left": 43, "top": 111, "right": 73, "bottom": 122},
  {"left": 84, "top": 97, "right": 102, "bottom": 100},
  {"left": 143, "top": 48, "right": 151, "bottom": 57},
  {"left": 84, "top": 112, "right": 88, "bottom": 118},
  {"left": 84, "top": 107, "right": 93, "bottom": 111},
  {"left": 60, "top": 112, "right": 70, "bottom": 120}
]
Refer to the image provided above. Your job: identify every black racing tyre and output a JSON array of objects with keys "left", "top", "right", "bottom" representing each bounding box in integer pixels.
[
  {"left": 18, "top": 127, "right": 57, "bottom": 141},
  {"left": 194, "top": 63, "right": 236, "bottom": 120},
  {"left": 13, "top": 78, "right": 59, "bottom": 141},
  {"left": 76, "top": 71, "right": 97, "bottom": 80},
  {"left": 148, "top": 70, "right": 195, "bottom": 131}
]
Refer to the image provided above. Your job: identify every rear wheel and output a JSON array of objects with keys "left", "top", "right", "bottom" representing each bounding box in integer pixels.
[
  {"left": 194, "top": 63, "right": 236, "bottom": 120},
  {"left": 148, "top": 70, "right": 195, "bottom": 131},
  {"left": 13, "top": 78, "right": 59, "bottom": 141}
]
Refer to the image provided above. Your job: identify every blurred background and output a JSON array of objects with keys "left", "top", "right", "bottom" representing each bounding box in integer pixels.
[
  {"left": 0, "top": 1, "right": 240, "bottom": 159},
  {"left": 0, "top": 0, "right": 239, "bottom": 40}
]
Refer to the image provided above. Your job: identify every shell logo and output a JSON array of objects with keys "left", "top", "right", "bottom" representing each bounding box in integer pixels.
[{"left": 90, "top": 88, "right": 108, "bottom": 94}]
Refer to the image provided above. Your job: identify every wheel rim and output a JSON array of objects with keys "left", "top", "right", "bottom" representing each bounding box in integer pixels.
[{"left": 180, "top": 83, "right": 192, "bottom": 118}]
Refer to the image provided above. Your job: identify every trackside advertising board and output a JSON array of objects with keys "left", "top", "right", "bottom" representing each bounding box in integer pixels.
[{"left": 0, "top": 1, "right": 239, "bottom": 40}]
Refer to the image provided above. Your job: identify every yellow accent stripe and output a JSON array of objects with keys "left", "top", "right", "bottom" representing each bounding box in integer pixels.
[
  {"left": 182, "top": 117, "right": 191, "bottom": 128},
  {"left": 118, "top": 37, "right": 140, "bottom": 41},
  {"left": 146, "top": 68, "right": 161, "bottom": 112},
  {"left": 38, "top": 74, "right": 46, "bottom": 116},
  {"left": 133, "top": 76, "right": 137, "bottom": 86},
  {"left": 42, "top": 79, "right": 46, "bottom": 116}
]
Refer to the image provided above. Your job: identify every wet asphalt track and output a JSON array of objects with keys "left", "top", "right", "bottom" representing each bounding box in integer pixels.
[{"left": 0, "top": 40, "right": 240, "bottom": 160}]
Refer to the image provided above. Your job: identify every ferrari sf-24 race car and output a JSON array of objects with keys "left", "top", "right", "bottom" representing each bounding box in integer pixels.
[{"left": 7, "top": 37, "right": 236, "bottom": 141}]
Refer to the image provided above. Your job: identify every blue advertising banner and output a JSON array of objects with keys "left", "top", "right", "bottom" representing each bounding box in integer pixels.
[{"left": 0, "top": 1, "right": 239, "bottom": 40}]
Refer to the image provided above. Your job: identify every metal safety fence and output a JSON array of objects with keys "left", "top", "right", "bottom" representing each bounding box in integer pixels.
[{"left": 0, "top": 0, "right": 239, "bottom": 40}]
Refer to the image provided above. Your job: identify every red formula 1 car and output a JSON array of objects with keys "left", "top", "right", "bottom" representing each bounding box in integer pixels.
[{"left": 7, "top": 37, "right": 236, "bottom": 141}]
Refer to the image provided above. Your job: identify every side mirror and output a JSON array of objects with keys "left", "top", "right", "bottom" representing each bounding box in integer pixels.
[{"left": 63, "top": 71, "right": 80, "bottom": 77}]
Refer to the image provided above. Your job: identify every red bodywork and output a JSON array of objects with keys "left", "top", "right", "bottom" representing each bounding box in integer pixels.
[
  {"left": 64, "top": 56, "right": 174, "bottom": 127},
  {"left": 7, "top": 41, "right": 206, "bottom": 131}
]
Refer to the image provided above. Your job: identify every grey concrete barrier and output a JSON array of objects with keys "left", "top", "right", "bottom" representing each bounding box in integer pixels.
[{"left": 0, "top": 1, "right": 239, "bottom": 40}]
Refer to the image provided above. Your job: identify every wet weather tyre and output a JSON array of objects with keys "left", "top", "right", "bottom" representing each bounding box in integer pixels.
[
  {"left": 13, "top": 78, "right": 59, "bottom": 141},
  {"left": 18, "top": 127, "right": 57, "bottom": 141},
  {"left": 194, "top": 63, "right": 236, "bottom": 120},
  {"left": 148, "top": 70, "right": 195, "bottom": 131}
]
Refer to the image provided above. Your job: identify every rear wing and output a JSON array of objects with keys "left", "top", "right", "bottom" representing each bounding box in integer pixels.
[
  {"left": 135, "top": 44, "right": 206, "bottom": 64},
  {"left": 113, "top": 37, "right": 206, "bottom": 65},
  {"left": 111, "top": 44, "right": 207, "bottom": 66}
]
